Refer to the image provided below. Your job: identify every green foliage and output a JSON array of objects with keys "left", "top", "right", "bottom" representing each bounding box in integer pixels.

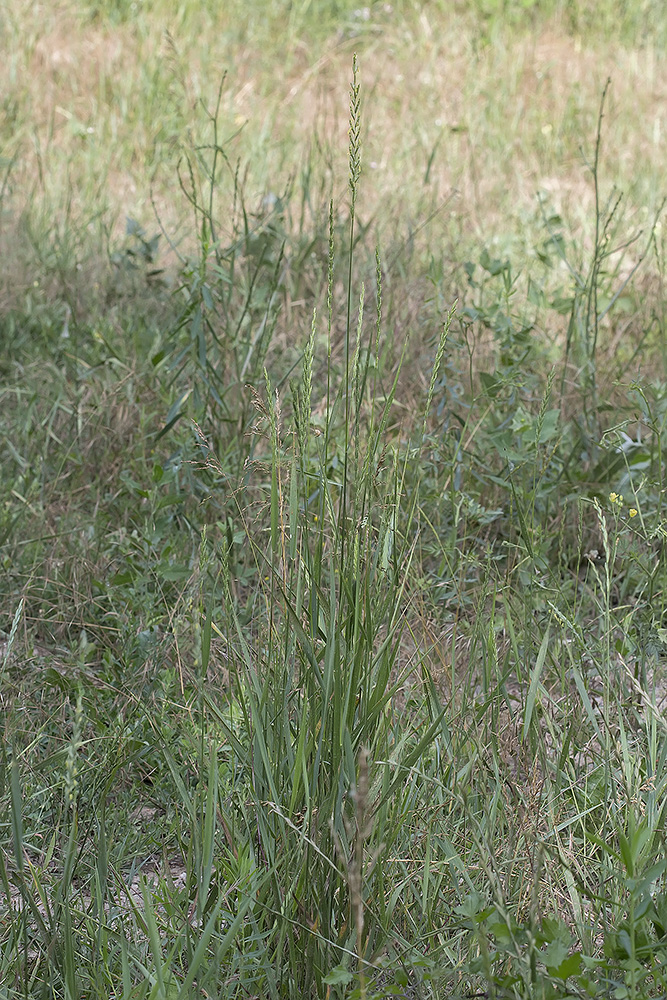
[
  {"left": 3, "top": 14, "right": 667, "bottom": 1000},
  {"left": 455, "top": 810, "right": 667, "bottom": 999}
]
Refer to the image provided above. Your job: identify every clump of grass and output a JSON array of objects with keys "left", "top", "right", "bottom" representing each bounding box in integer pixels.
[{"left": 3, "top": 14, "right": 667, "bottom": 1000}]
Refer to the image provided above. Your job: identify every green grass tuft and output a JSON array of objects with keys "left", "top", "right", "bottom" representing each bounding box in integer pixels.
[{"left": 2, "top": 4, "right": 667, "bottom": 998}]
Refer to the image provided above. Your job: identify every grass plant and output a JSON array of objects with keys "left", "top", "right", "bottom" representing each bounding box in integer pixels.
[{"left": 2, "top": 2, "right": 667, "bottom": 998}]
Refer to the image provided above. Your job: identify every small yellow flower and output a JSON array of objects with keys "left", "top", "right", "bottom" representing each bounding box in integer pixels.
[
  {"left": 629, "top": 508, "right": 638, "bottom": 518},
  {"left": 609, "top": 492, "right": 623, "bottom": 507}
]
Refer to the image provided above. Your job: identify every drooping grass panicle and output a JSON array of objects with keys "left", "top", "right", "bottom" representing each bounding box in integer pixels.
[
  {"left": 264, "top": 366, "right": 287, "bottom": 584},
  {"left": 64, "top": 688, "right": 85, "bottom": 811},
  {"left": 348, "top": 53, "right": 362, "bottom": 212},
  {"left": 352, "top": 281, "right": 365, "bottom": 512},
  {"left": 327, "top": 198, "right": 335, "bottom": 348},
  {"left": 298, "top": 307, "right": 316, "bottom": 464},
  {"left": 374, "top": 246, "right": 382, "bottom": 366},
  {"left": 421, "top": 299, "right": 457, "bottom": 445},
  {"left": 342, "top": 53, "right": 363, "bottom": 574},
  {"left": 323, "top": 198, "right": 335, "bottom": 531}
]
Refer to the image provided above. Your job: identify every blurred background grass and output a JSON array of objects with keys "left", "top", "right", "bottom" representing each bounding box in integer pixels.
[{"left": 2, "top": 0, "right": 664, "bottom": 275}]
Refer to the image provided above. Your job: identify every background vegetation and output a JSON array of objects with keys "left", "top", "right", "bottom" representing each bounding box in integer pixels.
[{"left": 1, "top": 1, "right": 667, "bottom": 997}]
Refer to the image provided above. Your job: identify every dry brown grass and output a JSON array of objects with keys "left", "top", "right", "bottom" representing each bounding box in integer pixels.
[{"left": 2, "top": 2, "right": 664, "bottom": 248}]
